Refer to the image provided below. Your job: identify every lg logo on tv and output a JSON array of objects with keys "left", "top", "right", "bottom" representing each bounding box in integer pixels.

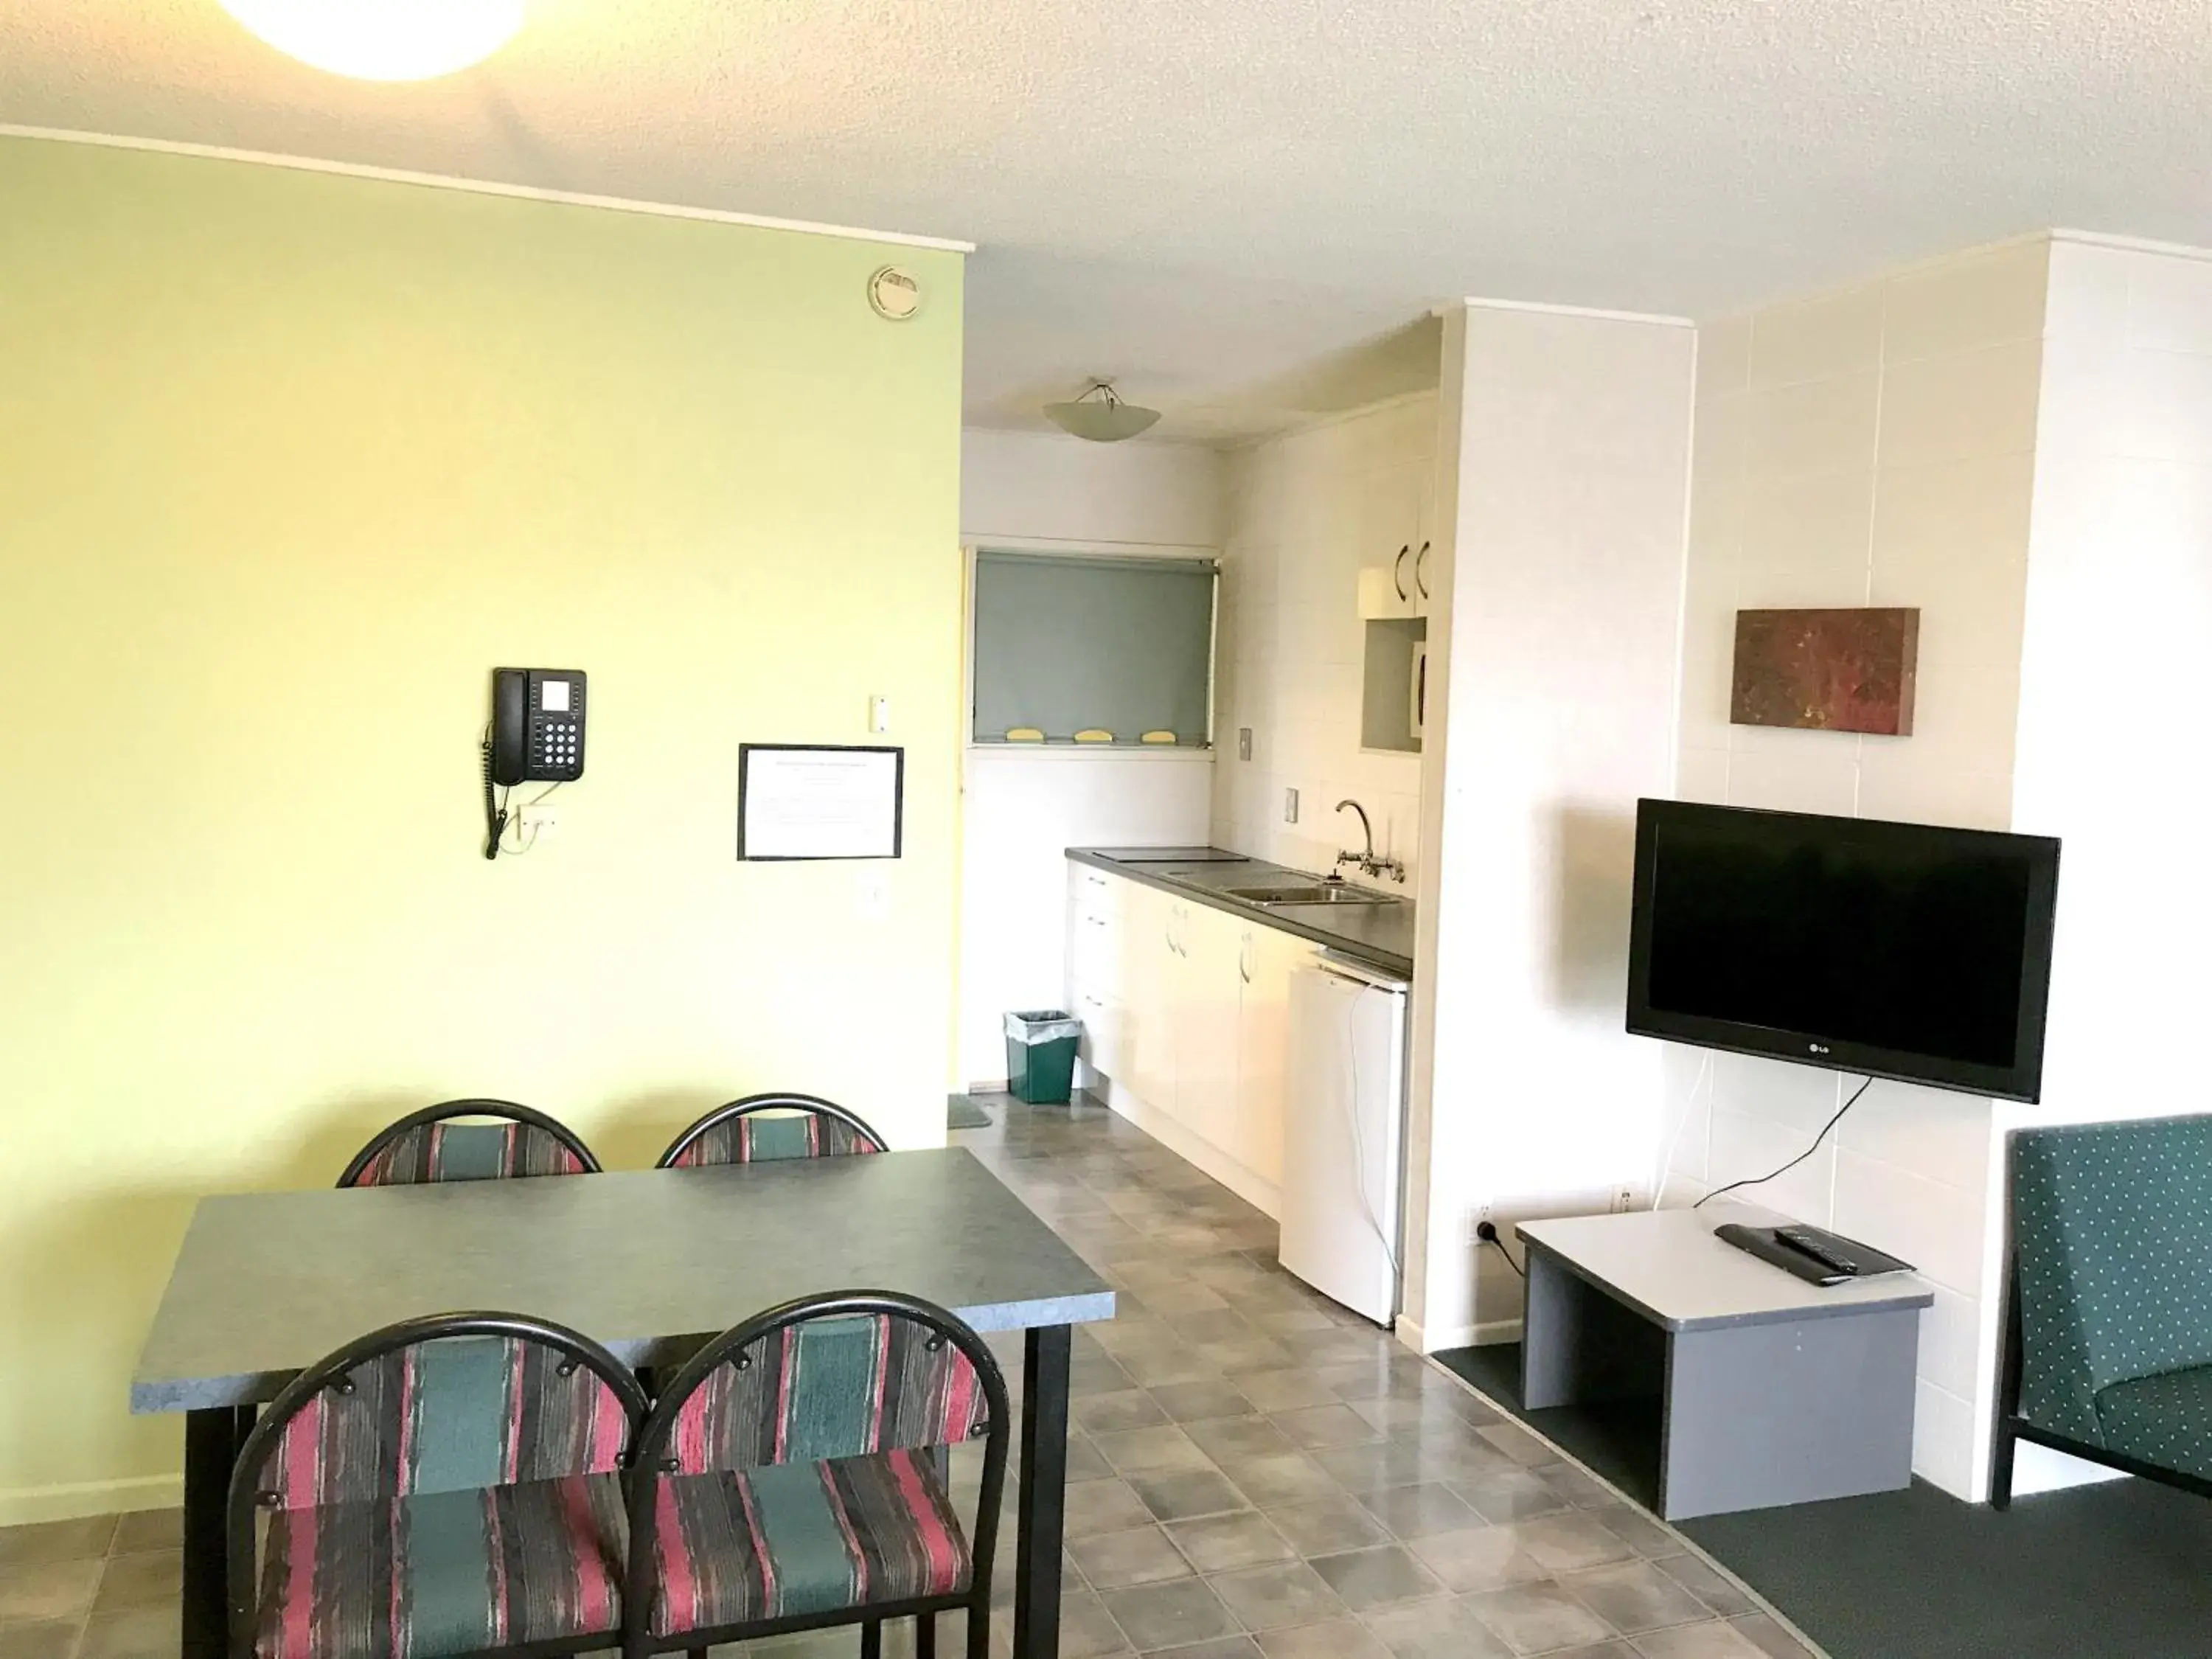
[{"left": 1809, "top": 1043, "right": 1832, "bottom": 1055}]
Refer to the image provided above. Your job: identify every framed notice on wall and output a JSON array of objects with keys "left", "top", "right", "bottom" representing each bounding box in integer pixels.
[{"left": 738, "top": 745, "right": 905, "bottom": 860}]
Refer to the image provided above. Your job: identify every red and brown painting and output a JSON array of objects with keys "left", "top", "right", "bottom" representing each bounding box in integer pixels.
[{"left": 1730, "top": 608, "right": 1919, "bottom": 737}]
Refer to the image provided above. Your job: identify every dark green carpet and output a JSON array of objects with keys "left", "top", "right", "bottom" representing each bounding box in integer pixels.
[{"left": 1439, "top": 1342, "right": 2212, "bottom": 1659}]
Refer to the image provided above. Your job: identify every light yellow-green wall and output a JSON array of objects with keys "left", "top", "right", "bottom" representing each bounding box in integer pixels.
[{"left": 0, "top": 136, "right": 967, "bottom": 1521}]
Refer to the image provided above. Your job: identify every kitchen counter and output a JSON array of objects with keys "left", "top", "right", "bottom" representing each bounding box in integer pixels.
[{"left": 1067, "top": 846, "right": 1415, "bottom": 979}]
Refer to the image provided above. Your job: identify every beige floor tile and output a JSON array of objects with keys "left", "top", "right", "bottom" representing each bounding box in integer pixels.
[{"left": 0, "top": 1557, "right": 104, "bottom": 1624}]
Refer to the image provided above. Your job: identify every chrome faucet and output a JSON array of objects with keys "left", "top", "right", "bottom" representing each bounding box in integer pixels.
[{"left": 1333, "top": 799, "right": 1407, "bottom": 884}]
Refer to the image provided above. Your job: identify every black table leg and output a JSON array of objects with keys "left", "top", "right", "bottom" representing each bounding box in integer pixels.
[
  {"left": 182, "top": 1405, "right": 248, "bottom": 1659},
  {"left": 1013, "top": 1324, "right": 1071, "bottom": 1659}
]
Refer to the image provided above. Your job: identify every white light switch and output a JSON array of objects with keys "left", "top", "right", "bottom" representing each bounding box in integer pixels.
[
  {"left": 1284, "top": 787, "right": 1300, "bottom": 824},
  {"left": 869, "top": 695, "right": 891, "bottom": 734}
]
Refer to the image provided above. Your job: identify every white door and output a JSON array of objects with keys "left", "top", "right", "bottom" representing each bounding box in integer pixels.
[{"left": 1280, "top": 961, "right": 1408, "bottom": 1324}]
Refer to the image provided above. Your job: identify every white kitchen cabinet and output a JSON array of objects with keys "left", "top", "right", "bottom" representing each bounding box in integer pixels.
[
  {"left": 1172, "top": 902, "right": 1244, "bottom": 1153},
  {"left": 1121, "top": 882, "right": 1181, "bottom": 1113},
  {"left": 1065, "top": 862, "right": 1332, "bottom": 1217},
  {"left": 1074, "top": 987, "right": 1127, "bottom": 1082},
  {"left": 1355, "top": 462, "right": 1436, "bottom": 621},
  {"left": 1234, "top": 923, "right": 1305, "bottom": 1185}
]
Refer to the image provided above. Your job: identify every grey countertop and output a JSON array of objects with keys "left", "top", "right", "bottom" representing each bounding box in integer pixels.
[
  {"left": 133, "top": 1150, "right": 1115, "bottom": 1413},
  {"left": 1518, "top": 1206, "right": 1935, "bottom": 1332},
  {"left": 1068, "top": 846, "right": 1415, "bottom": 978}
]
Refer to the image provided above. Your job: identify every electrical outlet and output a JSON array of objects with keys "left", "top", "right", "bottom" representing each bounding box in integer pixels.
[
  {"left": 1470, "top": 1203, "right": 1492, "bottom": 1242},
  {"left": 517, "top": 804, "right": 560, "bottom": 841},
  {"left": 1284, "top": 787, "right": 1300, "bottom": 824},
  {"left": 1613, "top": 1184, "right": 1636, "bottom": 1213},
  {"left": 1238, "top": 727, "right": 1253, "bottom": 762}
]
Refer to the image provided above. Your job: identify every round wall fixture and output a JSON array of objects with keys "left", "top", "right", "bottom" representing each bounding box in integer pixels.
[
  {"left": 217, "top": 0, "right": 525, "bottom": 80},
  {"left": 869, "top": 267, "right": 922, "bottom": 321}
]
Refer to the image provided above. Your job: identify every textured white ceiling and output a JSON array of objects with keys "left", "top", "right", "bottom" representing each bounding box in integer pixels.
[{"left": 7, "top": 0, "right": 2211, "bottom": 439}]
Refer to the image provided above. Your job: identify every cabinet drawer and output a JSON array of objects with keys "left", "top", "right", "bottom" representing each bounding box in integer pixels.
[
  {"left": 1070, "top": 910, "right": 1119, "bottom": 992},
  {"left": 1074, "top": 867, "right": 1123, "bottom": 928},
  {"left": 1075, "top": 990, "right": 1126, "bottom": 1082}
]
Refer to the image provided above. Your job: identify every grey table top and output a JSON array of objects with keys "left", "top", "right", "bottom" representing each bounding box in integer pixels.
[
  {"left": 1518, "top": 1206, "right": 1935, "bottom": 1332},
  {"left": 133, "top": 1149, "right": 1115, "bottom": 1413},
  {"left": 1068, "top": 846, "right": 1416, "bottom": 978}
]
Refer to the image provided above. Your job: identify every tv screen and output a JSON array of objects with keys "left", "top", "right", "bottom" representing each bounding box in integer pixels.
[{"left": 1626, "top": 801, "right": 2060, "bottom": 1101}]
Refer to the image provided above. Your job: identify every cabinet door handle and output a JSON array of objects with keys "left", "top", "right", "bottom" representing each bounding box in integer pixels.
[
  {"left": 1239, "top": 933, "right": 1253, "bottom": 984},
  {"left": 1393, "top": 543, "right": 1411, "bottom": 602},
  {"left": 1414, "top": 540, "right": 1431, "bottom": 599}
]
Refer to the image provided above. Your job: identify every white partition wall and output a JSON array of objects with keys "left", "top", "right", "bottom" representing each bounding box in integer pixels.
[
  {"left": 1402, "top": 300, "right": 1697, "bottom": 1354},
  {"left": 1994, "top": 234, "right": 2212, "bottom": 1496}
]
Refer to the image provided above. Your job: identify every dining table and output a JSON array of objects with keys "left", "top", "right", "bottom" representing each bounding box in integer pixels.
[{"left": 132, "top": 1146, "right": 1116, "bottom": 1659}]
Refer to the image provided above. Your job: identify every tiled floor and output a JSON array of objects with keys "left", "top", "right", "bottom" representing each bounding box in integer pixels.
[
  {"left": 0, "top": 1099, "right": 1822, "bottom": 1659},
  {"left": 0, "top": 1509, "right": 180, "bottom": 1659}
]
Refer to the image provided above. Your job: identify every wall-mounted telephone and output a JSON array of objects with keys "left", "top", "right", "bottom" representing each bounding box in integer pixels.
[{"left": 483, "top": 668, "right": 586, "bottom": 859}]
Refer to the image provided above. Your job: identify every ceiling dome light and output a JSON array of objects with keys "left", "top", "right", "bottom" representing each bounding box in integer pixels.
[
  {"left": 1044, "top": 380, "right": 1163, "bottom": 443},
  {"left": 218, "top": 0, "right": 526, "bottom": 81}
]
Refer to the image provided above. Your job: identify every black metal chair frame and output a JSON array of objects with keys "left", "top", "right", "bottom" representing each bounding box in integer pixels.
[
  {"left": 653, "top": 1093, "right": 889, "bottom": 1168},
  {"left": 225, "top": 1311, "right": 650, "bottom": 1659},
  {"left": 620, "top": 1290, "right": 1011, "bottom": 1659},
  {"left": 336, "top": 1099, "right": 603, "bottom": 1187}
]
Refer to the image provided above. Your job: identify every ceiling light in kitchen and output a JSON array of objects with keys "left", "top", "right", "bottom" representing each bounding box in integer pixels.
[
  {"left": 1043, "top": 380, "right": 1163, "bottom": 443},
  {"left": 216, "top": 0, "right": 526, "bottom": 81}
]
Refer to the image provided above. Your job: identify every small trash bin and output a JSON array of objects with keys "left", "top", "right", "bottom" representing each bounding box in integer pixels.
[{"left": 1004, "top": 1009, "right": 1082, "bottom": 1105}]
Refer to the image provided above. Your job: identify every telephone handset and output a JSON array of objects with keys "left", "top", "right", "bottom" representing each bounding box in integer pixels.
[{"left": 483, "top": 668, "right": 586, "bottom": 859}]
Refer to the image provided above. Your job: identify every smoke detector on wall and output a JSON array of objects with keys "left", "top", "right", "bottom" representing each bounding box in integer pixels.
[{"left": 1043, "top": 380, "right": 1162, "bottom": 443}]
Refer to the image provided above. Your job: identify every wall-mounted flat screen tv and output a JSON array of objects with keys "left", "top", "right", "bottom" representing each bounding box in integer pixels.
[{"left": 1626, "top": 800, "right": 2061, "bottom": 1102}]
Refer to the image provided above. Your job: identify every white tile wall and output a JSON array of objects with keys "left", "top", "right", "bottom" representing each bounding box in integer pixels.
[
  {"left": 1678, "top": 232, "right": 2212, "bottom": 1504},
  {"left": 1676, "top": 239, "right": 2049, "bottom": 1499},
  {"left": 1211, "top": 396, "right": 1434, "bottom": 887}
]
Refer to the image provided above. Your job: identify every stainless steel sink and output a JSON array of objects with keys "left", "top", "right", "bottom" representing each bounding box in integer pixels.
[{"left": 1225, "top": 883, "right": 1403, "bottom": 907}]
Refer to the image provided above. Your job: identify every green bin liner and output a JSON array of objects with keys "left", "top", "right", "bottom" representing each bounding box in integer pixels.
[{"left": 1005, "top": 1009, "right": 1082, "bottom": 1105}]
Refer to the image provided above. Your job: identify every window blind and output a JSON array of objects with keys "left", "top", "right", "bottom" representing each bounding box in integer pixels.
[{"left": 972, "top": 551, "right": 1217, "bottom": 745}]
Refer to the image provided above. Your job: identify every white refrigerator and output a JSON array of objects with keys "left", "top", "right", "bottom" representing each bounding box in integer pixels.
[{"left": 1280, "top": 953, "right": 1409, "bottom": 1325}]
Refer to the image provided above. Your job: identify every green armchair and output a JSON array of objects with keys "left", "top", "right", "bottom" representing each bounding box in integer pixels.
[{"left": 1994, "top": 1114, "right": 2212, "bottom": 1506}]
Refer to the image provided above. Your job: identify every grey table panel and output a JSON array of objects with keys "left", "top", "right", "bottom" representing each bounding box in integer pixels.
[
  {"left": 134, "top": 1149, "right": 1114, "bottom": 1412},
  {"left": 1067, "top": 847, "right": 1416, "bottom": 978},
  {"left": 1661, "top": 1306, "right": 1921, "bottom": 1520},
  {"left": 1518, "top": 1205, "right": 1933, "bottom": 1332}
]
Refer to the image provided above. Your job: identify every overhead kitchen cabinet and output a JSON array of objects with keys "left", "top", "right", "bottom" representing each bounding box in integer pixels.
[{"left": 1355, "top": 461, "right": 1436, "bottom": 621}]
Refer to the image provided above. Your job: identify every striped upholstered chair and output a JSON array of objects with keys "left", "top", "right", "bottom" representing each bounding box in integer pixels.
[
  {"left": 338, "top": 1100, "right": 600, "bottom": 1188},
  {"left": 622, "top": 1292, "right": 1009, "bottom": 1659},
  {"left": 654, "top": 1093, "right": 887, "bottom": 1169},
  {"left": 226, "top": 1312, "right": 649, "bottom": 1659}
]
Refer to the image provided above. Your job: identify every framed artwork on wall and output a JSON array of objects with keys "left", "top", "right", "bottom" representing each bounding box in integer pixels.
[{"left": 1731, "top": 608, "right": 1920, "bottom": 737}]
